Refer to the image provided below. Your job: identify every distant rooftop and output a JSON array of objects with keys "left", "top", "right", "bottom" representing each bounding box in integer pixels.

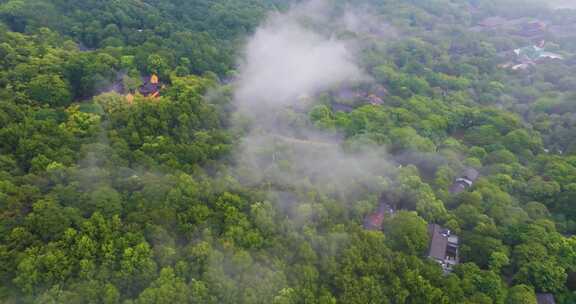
[
  {"left": 449, "top": 168, "right": 479, "bottom": 194},
  {"left": 462, "top": 168, "right": 479, "bottom": 182},
  {"left": 428, "top": 224, "right": 449, "bottom": 261},
  {"left": 363, "top": 198, "right": 395, "bottom": 231},
  {"left": 428, "top": 224, "right": 459, "bottom": 272}
]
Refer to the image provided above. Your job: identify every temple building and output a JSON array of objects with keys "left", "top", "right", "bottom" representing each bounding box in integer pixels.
[
  {"left": 138, "top": 74, "right": 161, "bottom": 98},
  {"left": 427, "top": 224, "right": 459, "bottom": 272},
  {"left": 449, "top": 168, "right": 479, "bottom": 194}
]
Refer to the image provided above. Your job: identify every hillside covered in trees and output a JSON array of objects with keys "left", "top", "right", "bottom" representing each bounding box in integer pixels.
[{"left": 2, "top": 0, "right": 576, "bottom": 303}]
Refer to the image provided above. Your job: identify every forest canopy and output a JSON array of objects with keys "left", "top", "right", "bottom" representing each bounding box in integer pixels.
[{"left": 1, "top": 0, "right": 576, "bottom": 303}]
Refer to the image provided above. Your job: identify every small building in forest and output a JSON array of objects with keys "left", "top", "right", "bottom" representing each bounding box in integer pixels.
[
  {"left": 449, "top": 168, "right": 479, "bottom": 194},
  {"left": 331, "top": 84, "right": 388, "bottom": 111},
  {"left": 363, "top": 197, "right": 395, "bottom": 231},
  {"left": 427, "top": 224, "right": 459, "bottom": 272},
  {"left": 536, "top": 293, "right": 556, "bottom": 304},
  {"left": 138, "top": 74, "right": 161, "bottom": 98},
  {"left": 500, "top": 43, "right": 564, "bottom": 71},
  {"left": 514, "top": 45, "right": 564, "bottom": 63},
  {"left": 125, "top": 93, "right": 135, "bottom": 104},
  {"left": 367, "top": 94, "right": 384, "bottom": 105}
]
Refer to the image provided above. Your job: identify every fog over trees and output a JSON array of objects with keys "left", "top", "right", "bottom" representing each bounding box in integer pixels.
[{"left": 1, "top": 0, "right": 576, "bottom": 303}]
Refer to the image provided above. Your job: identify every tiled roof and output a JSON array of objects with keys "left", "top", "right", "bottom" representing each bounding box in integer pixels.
[{"left": 428, "top": 224, "right": 449, "bottom": 261}]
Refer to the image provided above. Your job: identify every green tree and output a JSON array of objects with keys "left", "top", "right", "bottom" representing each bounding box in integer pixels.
[
  {"left": 24, "top": 199, "right": 78, "bottom": 241},
  {"left": 514, "top": 260, "right": 567, "bottom": 293},
  {"left": 383, "top": 211, "right": 430, "bottom": 255},
  {"left": 135, "top": 267, "right": 189, "bottom": 304},
  {"left": 88, "top": 186, "right": 122, "bottom": 217},
  {"left": 489, "top": 251, "right": 510, "bottom": 273},
  {"left": 506, "top": 285, "right": 537, "bottom": 304},
  {"left": 147, "top": 54, "right": 169, "bottom": 76},
  {"left": 27, "top": 74, "right": 72, "bottom": 106}
]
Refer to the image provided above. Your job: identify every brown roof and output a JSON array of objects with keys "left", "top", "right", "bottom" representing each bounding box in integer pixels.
[
  {"left": 449, "top": 168, "right": 479, "bottom": 194},
  {"left": 449, "top": 183, "right": 467, "bottom": 194},
  {"left": 367, "top": 94, "right": 384, "bottom": 105},
  {"left": 462, "top": 168, "right": 479, "bottom": 182},
  {"left": 363, "top": 201, "right": 394, "bottom": 230},
  {"left": 364, "top": 212, "right": 385, "bottom": 230},
  {"left": 428, "top": 224, "right": 448, "bottom": 261}
]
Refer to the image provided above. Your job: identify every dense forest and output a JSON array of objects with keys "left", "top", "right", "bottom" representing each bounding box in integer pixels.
[{"left": 1, "top": 0, "right": 576, "bottom": 303}]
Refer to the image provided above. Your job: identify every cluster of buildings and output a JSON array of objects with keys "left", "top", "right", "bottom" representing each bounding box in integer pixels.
[
  {"left": 472, "top": 16, "right": 565, "bottom": 71},
  {"left": 364, "top": 206, "right": 461, "bottom": 273},
  {"left": 125, "top": 74, "right": 163, "bottom": 103},
  {"left": 426, "top": 168, "right": 484, "bottom": 271},
  {"left": 138, "top": 74, "right": 162, "bottom": 98},
  {"left": 362, "top": 166, "right": 559, "bottom": 301},
  {"left": 427, "top": 224, "right": 460, "bottom": 272},
  {"left": 363, "top": 168, "right": 483, "bottom": 273},
  {"left": 499, "top": 42, "right": 564, "bottom": 71}
]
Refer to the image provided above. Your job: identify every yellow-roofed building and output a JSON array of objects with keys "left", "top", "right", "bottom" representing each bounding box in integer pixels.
[
  {"left": 139, "top": 74, "right": 161, "bottom": 97},
  {"left": 150, "top": 74, "right": 159, "bottom": 84},
  {"left": 126, "top": 93, "right": 134, "bottom": 104}
]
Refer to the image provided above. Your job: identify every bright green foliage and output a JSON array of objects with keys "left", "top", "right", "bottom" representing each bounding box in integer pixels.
[
  {"left": 514, "top": 261, "right": 567, "bottom": 293},
  {"left": 384, "top": 211, "right": 430, "bottom": 255},
  {"left": 1, "top": 0, "right": 576, "bottom": 303},
  {"left": 27, "top": 74, "right": 72, "bottom": 106},
  {"left": 507, "top": 285, "right": 537, "bottom": 304}
]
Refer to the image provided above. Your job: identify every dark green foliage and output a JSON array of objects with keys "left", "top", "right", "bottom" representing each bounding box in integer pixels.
[
  {"left": 383, "top": 211, "right": 430, "bottom": 255},
  {"left": 1, "top": 0, "right": 576, "bottom": 303}
]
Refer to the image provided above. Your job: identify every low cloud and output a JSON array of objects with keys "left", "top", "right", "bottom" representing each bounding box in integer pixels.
[
  {"left": 234, "top": 1, "right": 366, "bottom": 115},
  {"left": 231, "top": 1, "right": 395, "bottom": 205},
  {"left": 548, "top": 0, "right": 576, "bottom": 9}
]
